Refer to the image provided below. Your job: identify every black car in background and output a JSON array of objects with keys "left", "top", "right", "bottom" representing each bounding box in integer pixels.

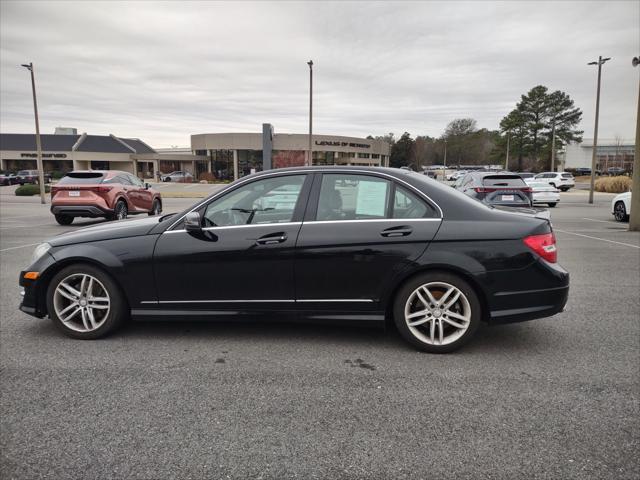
[
  {"left": 455, "top": 171, "right": 533, "bottom": 208},
  {"left": 18, "top": 167, "right": 568, "bottom": 353},
  {"left": 17, "top": 170, "right": 53, "bottom": 185},
  {"left": 0, "top": 172, "right": 20, "bottom": 185}
]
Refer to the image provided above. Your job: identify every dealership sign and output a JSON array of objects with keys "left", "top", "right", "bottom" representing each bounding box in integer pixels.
[
  {"left": 21, "top": 153, "right": 67, "bottom": 158},
  {"left": 315, "top": 140, "right": 370, "bottom": 149}
]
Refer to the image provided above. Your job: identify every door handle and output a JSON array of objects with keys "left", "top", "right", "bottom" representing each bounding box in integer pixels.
[
  {"left": 380, "top": 226, "right": 413, "bottom": 237},
  {"left": 255, "top": 232, "right": 288, "bottom": 245}
]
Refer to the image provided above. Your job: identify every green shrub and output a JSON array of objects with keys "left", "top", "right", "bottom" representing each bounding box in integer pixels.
[
  {"left": 594, "top": 176, "right": 632, "bottom": 193},
  {"left": 15, "top": 184, "right": 51, "bottom": 196},
  {"left": 51, "top": 170, "right": 65, "bottom": 179}
]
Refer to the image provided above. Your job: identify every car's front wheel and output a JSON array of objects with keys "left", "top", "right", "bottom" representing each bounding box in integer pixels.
[
  {"left": 393, "top": 271, "right": 481, "bottom": 353},
  {"left": 614, "top": 201, "right": 629, "bottom": 222},
  {"left": 46, "top": 264, "right": 128, "bottom": 339}
]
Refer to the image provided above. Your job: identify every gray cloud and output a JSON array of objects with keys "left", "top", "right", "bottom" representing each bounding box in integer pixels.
[{"left": 1, "top": 0, "right": 638, "bottom": 147}]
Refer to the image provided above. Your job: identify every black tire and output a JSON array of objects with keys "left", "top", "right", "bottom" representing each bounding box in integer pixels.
[
  {"left": 548, "top": 203, "right": 557, "bottom": 208},
  {"left": 46, "top": 263, "right": 128, "bottom": 339},
  {"left": 148, "top": 199, "right": 162, "bottom": 216},
  {"left": 111, "top": 200, "right": 128, "bottom": 221},
  {"left": 393, "top": 271, "right": 481, "bottom": 353},
  {"left": 614, "top": 201, "right": 629, "bottom": 222},
  {"left": 55, "top": 214, "right": 73, "bottom": 225}
]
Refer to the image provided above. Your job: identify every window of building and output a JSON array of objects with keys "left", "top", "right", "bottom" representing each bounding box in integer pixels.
[{"left": 357, "top": 153, "right": 370, "bottom": 159}]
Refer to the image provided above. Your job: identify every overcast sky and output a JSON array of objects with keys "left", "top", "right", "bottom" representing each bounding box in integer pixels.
[{"left": 1, "top": 1, "right": 638, "bottom": 148}]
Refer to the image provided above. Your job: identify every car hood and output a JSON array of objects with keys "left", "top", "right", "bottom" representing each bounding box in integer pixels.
[{"left": 48, "top": 216, "right": 162, "bottom": 247}]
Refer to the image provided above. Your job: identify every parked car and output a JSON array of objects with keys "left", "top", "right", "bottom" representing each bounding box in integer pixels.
[
  {"left": 606, "top": 167, "right": 626, "bottom": 176},
  {"left": 533, "top": 172, "right": 575, "bottom": 191},
  {"left": 573, "top": 167, "right": 592, "bottom": 176},
  {"left": 16, "top": 170, "right": 52, "bottom": 185},
  {"left": 611, "top": 191, "right": 632, "bottom": 222},
  {"left": 516, "top": 172, "right": 536, "bottom": 180},
  {"left": 446, "top": 170, "right": 466, "bottom": 181},
  {"left": 50, "top": 170, "right": 162, "bottom": 225},
  {"left": 526, "top": 181, "right": 560, "bottom": 207},
  {"left": 455, "top": 171, "right": 532, "bottom": 208},
  {"left": 161, "top": 171, "right": 193, "bottom": 182},
  {"left": 0, "top": 172, "right": 20, "bottom": 185},
  {"left": 18, "top": 167, "right": 568, "bottom": 353}
]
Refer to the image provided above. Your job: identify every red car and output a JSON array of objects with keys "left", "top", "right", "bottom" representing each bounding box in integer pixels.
[{"left": 50, "top": 170, "right": 162, "bottom": 225}]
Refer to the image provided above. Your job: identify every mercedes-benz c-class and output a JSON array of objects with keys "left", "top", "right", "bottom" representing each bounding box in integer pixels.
[{"left": 19, "top": 167, "right": 569, "bottom": 353}]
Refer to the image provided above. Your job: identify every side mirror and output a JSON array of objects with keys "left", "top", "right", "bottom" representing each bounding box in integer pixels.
[
  {"left": 145, "top": 182, "right": 151, "bottom": 189},
  {"left": 184, "top": 211, "right": 202, "bottom": 232}
]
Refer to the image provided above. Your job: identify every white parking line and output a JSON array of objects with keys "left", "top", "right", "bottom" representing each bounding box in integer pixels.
[
  {"left": 0, "top": 242, "right": 41, "bottom": 252},
  {"left": 582, "top": 217, "right": 616, "bottom": 224},
  {"left": 555, "top": 229, "right": 640, "bottom": 249},
  {"left": 0, "top": 223, "right": 55, "bottom": 230}
]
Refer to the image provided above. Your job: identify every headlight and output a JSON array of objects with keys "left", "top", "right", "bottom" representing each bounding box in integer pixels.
[{"left": 30, "top": 243, "right": 51, "bottom": 265}]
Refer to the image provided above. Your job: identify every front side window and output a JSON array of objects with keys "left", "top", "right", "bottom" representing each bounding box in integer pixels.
[
  {"left": 316, "top": 174, "right": 390, "bottom": 221},
  {"left": 202, "top": 175, "right": 305, "bottom": 227}
]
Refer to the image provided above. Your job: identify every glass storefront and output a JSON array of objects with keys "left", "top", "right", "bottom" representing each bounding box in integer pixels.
[{"left": 237, "top": 150, "right": 263, "bottom": 177}]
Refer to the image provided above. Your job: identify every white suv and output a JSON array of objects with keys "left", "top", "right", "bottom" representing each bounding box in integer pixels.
[{"left": 533, "top": 172, "right": 575, "bottom": 191}]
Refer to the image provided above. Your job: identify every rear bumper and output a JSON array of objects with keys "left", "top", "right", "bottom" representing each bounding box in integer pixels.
[
  {"left": 485, "top": 260, "right": 569, "bottom": 324},
  {"left": 51, "top": 205, "right": 113, "bottom": 218}
]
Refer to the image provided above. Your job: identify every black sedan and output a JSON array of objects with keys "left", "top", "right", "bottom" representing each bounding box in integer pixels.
[{"left": 19, "top": 167, "right": 569, "bottom": 353}]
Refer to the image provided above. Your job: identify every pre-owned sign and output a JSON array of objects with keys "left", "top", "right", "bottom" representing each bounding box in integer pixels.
[{"left": 20, "top": 153, "right": 67, "bottom": 158}]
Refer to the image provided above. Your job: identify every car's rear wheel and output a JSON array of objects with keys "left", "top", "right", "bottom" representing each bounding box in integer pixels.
[
  {"left": 548, "top": 203, "right": 557, "bottom": 207},
  {"left": 112, "top": 200, "right": 128, "bottom": 221},
  {"left": 54, "top": 214, "right": 73, "bottom": 225},
  {"left": 393, "top": 272, "right": 481, "bottom": 353},
  {"left": 46, "top": 264, "right": 127, "bottom": 339},
  {"left": 148, "top": 199, "right": 161, "bottom": 216},
  {"left": 614, "top": 201, "right": 629, "bottom": 222}
]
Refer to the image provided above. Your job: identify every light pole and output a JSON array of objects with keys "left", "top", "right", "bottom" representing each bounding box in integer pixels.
[
  {"left": 307, "top": 60, "right": 313, "bottom": 167},
  {"left": 21, "top": 62, "right": 46, "bottom": 204},
  {"left": 550, "top": 121, "right": 557, "bottom": 172},
  {"left": 442, "top": 139, "right": 447, "bottom": 181},
  {"left": 505, "top": 131, "right": 510, "bottom": 171},
  {"left": 629, "top": 56, "right": 640, "bottom": 231},
  {"left": 587, "top": 56, "right": 611, "bottom": 204}
]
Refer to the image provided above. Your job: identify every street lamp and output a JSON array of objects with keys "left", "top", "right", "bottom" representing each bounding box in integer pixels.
[
  {"left": 587, "top": 56, "right": 611, "bottom": 204},
  {"left": 629, "top": 56, "right": 640, "bottom": 231},
  {"left": 21, "top": 62, "right": 46, "bottom": 204},
  {"left": 505, "top": 131, "right": 510, "bottom": 171},
  {"left": 442, "top": 139, "right": 447, "bottom": 181},
  {"left": 307, "top": 60, "right": 313, "bottom": 167}
]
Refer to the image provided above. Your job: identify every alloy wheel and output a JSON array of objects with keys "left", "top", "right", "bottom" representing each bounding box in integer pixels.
[
  {"left": 53, "top": 273, "right": 111, "bottom": 332},
  {"left": 614, "top": 202, "right": 627, "bottom": 221},
  {"left": 116, "top": 202, "right": 127, "bottom": 220},
  {"left": 404, "top": 282, "right": 472, "bottom": 346}
]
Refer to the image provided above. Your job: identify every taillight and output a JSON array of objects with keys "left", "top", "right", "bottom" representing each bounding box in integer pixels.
[
  {"left": 523, "top": 232, "right": 557, "bottom": 263},
  {"left": 475, "top": 186, "right": 532, "bottom": 193},
  {"left": 95, "top": 186, "right": 113, "bottom": 193}
]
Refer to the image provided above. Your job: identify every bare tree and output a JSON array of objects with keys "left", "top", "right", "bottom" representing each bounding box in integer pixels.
[{"left": 614, "top": 135, "right": 624, "bottom": 170}]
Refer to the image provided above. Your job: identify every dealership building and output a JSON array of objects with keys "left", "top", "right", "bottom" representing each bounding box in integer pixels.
[
  {"left": 1, "top": 124, "right": 390, "bottom": 180},
  {"left": 191, "top": 124, "right": 391, "bottom": 180},
  {"left": 562, "top": 138, "right": 635, "bottom": 172},
  {"left": 0, "top": 129, "right": 206, "bottom": 179}
]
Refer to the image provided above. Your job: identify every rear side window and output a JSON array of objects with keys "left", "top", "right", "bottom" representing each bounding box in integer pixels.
[
  {"left": 57, "top": 173, "right": 105, "bottom": 184},
  {"left": 393, "top": 186, "right": 437, "bottom": 218},
  {"left": 482, "top": 176, "right": 526, "bottom": 187},
  {"left": 316, "top": 174, "right": 390, "bottom": 221}
]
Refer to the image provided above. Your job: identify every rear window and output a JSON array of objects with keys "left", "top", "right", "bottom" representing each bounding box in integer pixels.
[
  {"left": 481, "top": 175, "right": 526, "bottom": 187},
  {"left": 561, "top": 173, "right": 573, "bottom": 178},
  {"left": 57, "top": 172, "right": 105, "bottom": 185}
]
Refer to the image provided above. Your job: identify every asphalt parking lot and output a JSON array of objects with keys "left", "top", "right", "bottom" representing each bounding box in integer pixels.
[{"left": 1, "top": 188, "right": 638, "bottom": 479}]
